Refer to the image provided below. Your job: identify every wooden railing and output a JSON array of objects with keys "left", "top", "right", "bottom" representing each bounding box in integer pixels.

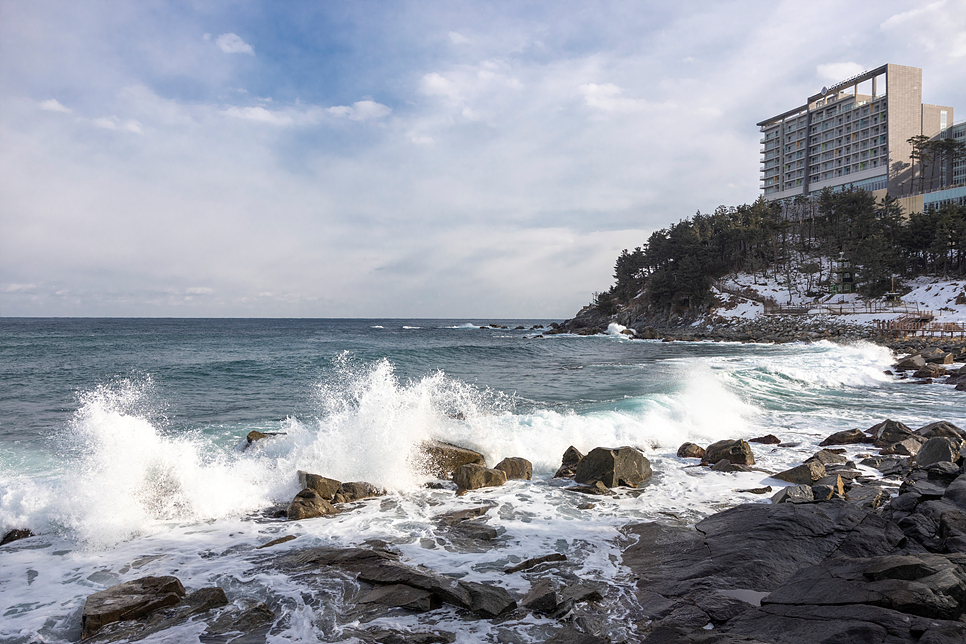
[{"left": 874, "top": 317, "right": 965, "bottom": 338}]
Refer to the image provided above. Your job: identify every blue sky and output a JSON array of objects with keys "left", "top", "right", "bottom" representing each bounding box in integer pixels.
[{"left": 2, "top": 0, "right": 966, "bottom": 317}]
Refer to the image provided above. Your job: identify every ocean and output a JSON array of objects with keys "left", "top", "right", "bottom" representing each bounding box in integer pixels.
[{"left": 0, "top": 318, "right": 961, "bottom": 642}]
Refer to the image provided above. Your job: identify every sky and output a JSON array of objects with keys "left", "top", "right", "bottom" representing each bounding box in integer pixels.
[{"left": 2, "top": 1, "right": 966, "bottom": 318}]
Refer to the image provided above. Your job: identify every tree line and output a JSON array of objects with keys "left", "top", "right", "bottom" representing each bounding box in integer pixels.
[{"left": 603, "top": 189, "right": 966, "bottom": 313}]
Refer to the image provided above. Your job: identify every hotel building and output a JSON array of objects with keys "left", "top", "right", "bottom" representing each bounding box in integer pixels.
[{"left": 759, "top": 64, "right": 965, "bottom": 210}]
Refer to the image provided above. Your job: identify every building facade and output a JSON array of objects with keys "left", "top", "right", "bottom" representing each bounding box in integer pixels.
[{"left": 759, "top": 64, "right": 956, "bottom": 206}]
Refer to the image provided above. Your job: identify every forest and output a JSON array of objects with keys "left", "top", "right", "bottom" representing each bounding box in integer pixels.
[{"left": 601, "top": 188, "right": 966, "bottom": 314}]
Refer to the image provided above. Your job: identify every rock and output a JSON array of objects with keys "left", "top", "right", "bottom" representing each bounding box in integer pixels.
[
  {"left": 774, "top": 461, "right": 826, "bottom": 485},
  {"left": 415, "top": 441, "right": 487, "bottom": 478},
  {"left": 711, "top": 459, "right": 753, "bottom": 473},
  {"left": 504, "top": 553, "right": 567, "bottom": 573},
  {"left": 736, "top": 486, "right": 773, "bottom": 494},
  {"left": 573, "top": 446, "right": 653, "bottom": 487},
  {"left": 880, "top": 435, "right": 925, "bottom": 456},
  {"left": 806, "top": 449, "right": 848, "bottom": 466},
  {"left": 869, "top": 419, "right": 915, "bottom": 447},
  {"left": 297, "top": 471, "right": 341, "bottom": 500},
  {"left": 846, "top": 486, "right": 890, "bottom": 509},
  {"left": 566, "top": 480, "right": 615, "bottom": 495},
  {"left": 180, "top": 587, "right": 229, "bottom": 616},
  {"left": 450, "top": 521, "right": 498, "bottom": 541},
  {"left": 811, "top": 485, "right": 835, "bottom": 501},
  {"left": 494, "top": 457, "right": 532, "bottom": 481},
  {"left": 922, "top": 348, "right": 955, "bottom": 364},
  {"left": 771, "top": 485, "right": 814, "bottom": 504},
  {"left": 256, "top": 535, "right": 296, "bottom": 549},
  {"left": 246, "top": 430, "right": 285, "bottom": 445},
  {"left": 914, "top": 363, "right": 947, "bottom": 378},
  {"left": 287, "top": 488, "right": 340, "bottom": 520},
  {"left": 703, "top": 439, "right": 755, "bottom": 466},
  {"left": 554, "top": 446, "right": 584, "bottom": 478},
  {"left": 676, "top": 442, "right": 706, "bottom": 459},
  {"left": 357, "top": 584, "right": 442, "bottom": 612},
  {"left": 814, "top": 475, "right": 846, "bottom": 496},
  {"left": 917, "top": 437, "right": 965, "bottom": 467},
  {"left": 452, "top": 464, "right": 507, "bottom": 491},
  {"left": 206, "top": 601, "right": 274, "bottom": 636},
  {"left": 82, "top": 576, "right": 186, "bottom": 638},
  {"left": 1, "top": 528, "right": 33, "bottom": 546},
  {"left": 819, "top": 428, "right": 873, "bottom": 446},
  {"left": 748, "top": 434, "right": 781, "bottom": 444},
  {"left": 916, "top": 421, "right": 966, "bottom": 440},
  {"left": 896, "top": 354, "right": 926, "bottom": 370},
  {"left": 435, "top": 506, "right": 492, "bottom": 525},
  {"left": 521, "top": 579, "right": 559, "bottom": 613},
  {"left": 333, "top": 481, "right": 384, "bottom": 503}
]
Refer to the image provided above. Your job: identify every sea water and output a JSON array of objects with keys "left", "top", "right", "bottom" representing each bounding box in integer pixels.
[{"left": 0, "top": 318, "right": 961, "bottom": 642}]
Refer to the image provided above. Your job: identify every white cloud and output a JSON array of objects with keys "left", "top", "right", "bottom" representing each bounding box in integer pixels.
[
  {"left": 816, "top": 62, "right": 866, "bottom": 83},
  {"left": 215, "top": 33, "right": 254, "bottom": 55},
  {"left": 880, "top": 1, "right": 966, "bottom": 58},
  {"left": 222, "top": 105, "right": 294, "bottom": 125},
  {"left": 92, "top": 116, "right": 143, "bottom": 133},
  {"left": 39, "top": 99, "right": 71, "bottom": 113},
  {"left": 449, "top": 31, "right": 469, "bottom": 44},
  {"left": 327, "top": 100, "right": 391, "bottom": 121},
  {"left": 420, "top": 72, "right": 461, "bottom": 99},
  {"left": 578, "top": 83, "right": 650, "bottom": 113},
  {"left": 186, "top": 287, "right": 214, "bottom": 294}
]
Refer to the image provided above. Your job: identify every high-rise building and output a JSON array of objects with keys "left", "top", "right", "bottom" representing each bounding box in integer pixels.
[{"left": 758, "top": 64, "right": 959, "bottom": 208}]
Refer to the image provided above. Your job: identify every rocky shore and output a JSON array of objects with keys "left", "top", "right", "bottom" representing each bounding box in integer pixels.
[{"left": 5, "top": 419, "right": 966, "bottom": 644}]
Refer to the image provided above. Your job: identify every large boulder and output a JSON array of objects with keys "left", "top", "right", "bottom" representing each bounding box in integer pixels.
[
  {"left": 452, "top": 464, "right": 507, "bottom": 491},
  {"left": 879, "top": 435, "right": 925, "bottom": 456},
  {"left": 916, "top": 437, "right": 965, "bottom": 467},
  {"left": 819, "top": 428, "right": 872, "bottom": 446},
  {"left": 494, "top": 457, "right": 533, "bottom": 480},
  {"left": 914, "top": 363, "right": 947, "bottom": 378},
  {"left": 554, "top": 446, "right": 584, "bottom": 478},
  {"left": 922, "top": 348, "right": 955, "bottom": 364},
  {"left": 574, "top": 446, "right": 652, "bottom": 488},
  {"left": 82, "top": 576, "right": 186, "bottom": 638},
  {"left": 415, "top": 441, "right": 486, "bottom": 478},
  {"left": 916, "top": 421, "right": 966, "bottom": 440},
  {"left": 332, "top": 481, "right": 384, "bottom": 503},
  {"left": 703, "top": 439, "right": 755, "bottom": 466},
  {"left": 774, "top": 461, "right": 826, "bottom": 485},
  {"left": 895, "top": 354, "right": 926, "bottom": 371},
  {"left": 676, "top": 442, "right": 706, "bottom": 459},
  {"left": 287, "top": 488, "right": 340, "bottom": 520},
  {"left": 297, "top": 471, "right": 341, "bottom": 500},
  {"left": 805, "top": 449, "right": 847, "bottom": 466},
  {"left": 869, "top": 419, "right": 915, "bottom": 447}
]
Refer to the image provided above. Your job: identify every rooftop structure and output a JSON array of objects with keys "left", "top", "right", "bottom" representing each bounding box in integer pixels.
[{"left": 759, "top": 64, "right": 958, "bottom": 207}]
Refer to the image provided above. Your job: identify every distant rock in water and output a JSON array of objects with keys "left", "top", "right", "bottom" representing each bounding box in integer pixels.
[
  {"left": 245, "top": 430, "right": 286, "bottom": 449},
  {"left": 749, "top": 434, "right": 781, "bottom": 445},
  {"left": 82, "top": 575, "right": 186, "bottom": 638},
  {"left": 494, "top": 457, "right": 532, "bottom": 480},
  {"left": 287, "top": 488, "right": 340, "bottom": 520},
  {"left": 574, "top": 446, "right": 652, "bottom": 488},
  {"left": 415, "top": 441, "right": 487, "bottom": 478},
  {"left": 819, "top": 428, "right": 872, "bottom": 446},
  {"left": 676, "top": 442, "right": 705, "bottom": 459},
  {"left": 452, "top": 464, "right": 507, "bottom": 492},
  {"left": 703, "top": 439, "right": 755, "bottom": 466},
  {"left": 333, "top": 481, "right": 385, "bottom": 503},
  {"left": 297, "top": 470, "right": 341, "bottom": 500}
]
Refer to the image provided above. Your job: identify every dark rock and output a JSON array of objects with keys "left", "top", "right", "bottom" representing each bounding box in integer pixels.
[
  {"left": 452, "top": 464, "right": 507, "bottom": 491},
  {"left": 748, "top": 434, "right": 781, "bottom": 445},
  {"left": 774, "top": 461, "right": 826, "bottom": 485},
  {"left": 435, "top": 506, "right": 491, "bottom": 525},
  {"left": 574, "top": 446, "right": 652, "bottom": 487},
  {"left": 846, "top": 486, "right": 890, "bottom": 509},
  {"left": 450, "top": 520, "right": 498, "bottom": 541},
  {"left": 206, "top": 601, "right": 274, "bottom": 636},
  {"left": 180, "top": 587, "right": 229, "bottom": 616},
  {"left": 736, "top": 486, "right": 773, "bottom": 494},
  {"left": 82, "top": 576, "right": 186, "bottom": 638},
  {"left": 771, "top": 484, "right": 814, "bottom": 504},
  {"left": 922, "top": 348, "right": 955, "bottom": 364},
  {"left": 256, "top": 535, "right": 296, "bottom": 549},
  {"left": 676, "top": 442, "right": 706, "bottom": 459},
  {"left": 246, "top": 430, "right": 284, "bottom": 444},
  {"left": 896, "top": 354, "right": 926, "bottom": 370},
  {"left": 297, "top": 470, "right": 341, "bottom": 500},
  {"left": 917, "top": 437, "right": 965, "bottom": 467},
  {"left": 869, "top": 419, "right": 915, "bottom": 447},
  {"left": 703, "top": 439, "right": 755, "bottom": 466},
  {"left": 819, "top": 428, "right": 873, "bottom": 446},
  {"left": 521, "top": 579, "right": 559, "bottom": 613},
  {"left": 554, "top": 446, "right": 585, "bottom": 478},
  {"left": 814, "top": 475, "right": 846, "bottom": 496},
  {"left": 880, "top": 435, "right": 926, "bottom": 456},
  {"left": 287, "top": 488, "right": 340, "bottom": 520},
  {"left": 914, "top": 363, "right": 947, "bottom": 378},
  {"left": 415, "top": 441, "right": 487, "bottom": 478},
  {"left": 811, "top": 485, "right": 835, "bottom": 501},
  {"left": 1, "top": 528, "right": 33, "bottom": 546},
  {"left": 805, "top": 449, "right": 848, "bottom": 466},
  {"left": 333, "top": 481, "right": 385, "bottom": 503},
  {"left": 916, "top": 421, "right": 966, "bottom": 440},
  {"left": 711, "top": 459, "right": 753, "bottom": 473},
  {"left": 357, "top": 584, "right": 442, "bottom": 612},
  {"left": 504, "top": 553, "right": 567, "bottom": 573},
  {"left": 566, "top": 480, "right": 615, "bottom": 496},
  {"left": 494, "top": 457, "right": 533, "bottom": 480}
]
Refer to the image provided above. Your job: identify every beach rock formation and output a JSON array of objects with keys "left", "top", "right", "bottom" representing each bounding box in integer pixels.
[
  {"left": 452, "top": 464, "right": 507, "bottom": 491},
  {"left": 915, "top": 437, "right": 964, "bottom": 467},
  {"left": 0, "top": 528, "right": 32, "bottom": 546},
  {"left": 869, "top": 419, "right": 915, "bottom": 447},
  {"left": 494, "top": 457, "right": 533, "bottom": 480},
  {"left": 287, "top": 488, "right": 340, "bottom": 520},
  {"left": 676, "top": 442, "right": 706, "bottom": 459},
  {"left": 333, "top": 481, "right": 385, "bottom": 503},
  {"left": 297, "top": 470, "right": 341, "bottom": 499},
  {"left": 774, "top": 461, "right": 826, "bottom": 485},
  {"left": 819, "top": 428, "right": 873, "bottom": 446},
  {"left": 703, "top": 439, "right": 755, "bottom": 466},
  {"left": 416, "top": 441, "right": 487, "bottom": 478},
  {"left": 574, "top": 446, "right": 652, "bottom": 488},
  {"left": 553, "top": 446, "right": 584, "bottom": 478},
  {"left": 82, "top": 576, "right": 186, "bottom": 638},
  {"left": 748, "top": 434, "right": 781, "bottom": 444}
]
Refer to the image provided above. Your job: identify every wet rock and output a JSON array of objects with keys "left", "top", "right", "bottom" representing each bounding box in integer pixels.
[
  {"left": 180, "top": 587, "right": 229, "bottom": 616},
  {"left": 450, "top": 520, "right": 498, "bottom": 541},
  {"left": 554, "top": 446, "right": 584, "bottom": 478},
  {"left": 415, "top": 441, "right": 487, "bottom": 478},
  {"left": 245, "top": 430, "right": 285, "bottom": 445},
  {"left": 206, "top": 601, "right": 274, "bottom": 636},
  {"left": 916, "top": 421, "right": 966, "bottom": 440},
  {"left": 521, "top": 579, "right": 559, "bottom": 613},
  {"left": 896, "top": 354, "right": 926, "bottom": 370},
  {"left": 914, "top": 363, "right": 947, "bottom": 378},
  {"left": 814, "top": 475, "right": 846, "bottom": 496},
  {"left": 574, "top": 446, "right": 652, "bottom": 488},
  {"left": 748, "top": 434, "right": 781, "bottom": 445},
  {"left": 922, "top": 348, "right": 955, "bottom": 364},
  {"left": 566, "top": 480, "right": 615, "bottom": 496},
  {"left": 364, "top": 629, "right": 455, "bottom": 644},
  {"left": 805, "top": 449, "right": 847, "bottom": 466},
  {"left": 736, "top": 486, "right": 773, "bottom": 494},
  {"left": 916, "top": 437, "right": 965, "bottom": 468},
  {"left": 82, "top": 575, "right": 186, "bottom": 638},
  {"left": 494, "top": 457, "right": 533, "bottom": 481},
  {"left": 771, "top": 485, "right": 814, "bottom": 504},
  {"left": 435, "top": 506, "right": 492, "bottom": 525},
  {"left": 504, "top": 553, "right": 567, "bottom": 573},
  {"left": 774, "top": 461, "right": 826, "bottom": 485},
  {"left": 846, "top": 486, "right": 890, "bottom": 509},
  {"left": 811, "top": 485, "right": 835, "bottom": 501},
  {"left": 880, "top": 435, "right": 925, "bottom": 456},
  {"left": 333, "top": 481, "right": 385, "bottom": 503},
  {"left": 287, "top": 488, "right": 340, "bottom": 520},
  {"left": 357, "top": 584, "right": 442, "bottom": 612},
  {"left": 819, "top": 428, "right": 873, "bottom": 446},
  {"left": 703, "top": 439, "right": 755, "bottom": 466},
  {"left": 0, "top": 528, "right": 33, "bottom": 546},
  {"left": 297, "top": 470, "right": 341, "bottom": 500},
  {"left": 870, "top": 419, "right": 915, "bottom": 447},
  {"left": 452, "top": 464, "right": 507, "bottom": 491},
  {"left": 711, "top": 459, "right": 753, "bottom": 473},
  {"left": 256, "top": 535, "right": 296, "bottom": 549},
  {"left": 676, "top": 442, "right": 706, "bottom": 459}
]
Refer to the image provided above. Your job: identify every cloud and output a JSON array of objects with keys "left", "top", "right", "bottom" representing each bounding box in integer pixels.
[
  {"left": 449, "top": 31, "right": 469, "bottom": 44},
  {"left": 816, "top": 62, "right": 866, "bottom": 83},
  {"left": 215, "top": 33, "right": 254, "bottom": 55},
  {"left": 420, "top": 72, "right": 461, "bottom": 99},
  {"left": 92, "top": 116, "right": 143, "bottom": 133},
  {"left": 39, "top": 99, "right": 71, "bottom": 113},
  {"left": 327, "top": 100, "right": 392, "bottom": 121},
  {"left": 880, "top": 1, "right": 966, "bottom": 58},
  {"left": 222, "top": 105, "right": 296, "bottom": 125},
  {"left": 578, "top": 83, "right": 650, "bottom": 113},
  {"left": 185, "top": 287, "right": 214, "bottom": 294},
  {"left": 222, "top": 100, "right": 390, "bottom": 125}
]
